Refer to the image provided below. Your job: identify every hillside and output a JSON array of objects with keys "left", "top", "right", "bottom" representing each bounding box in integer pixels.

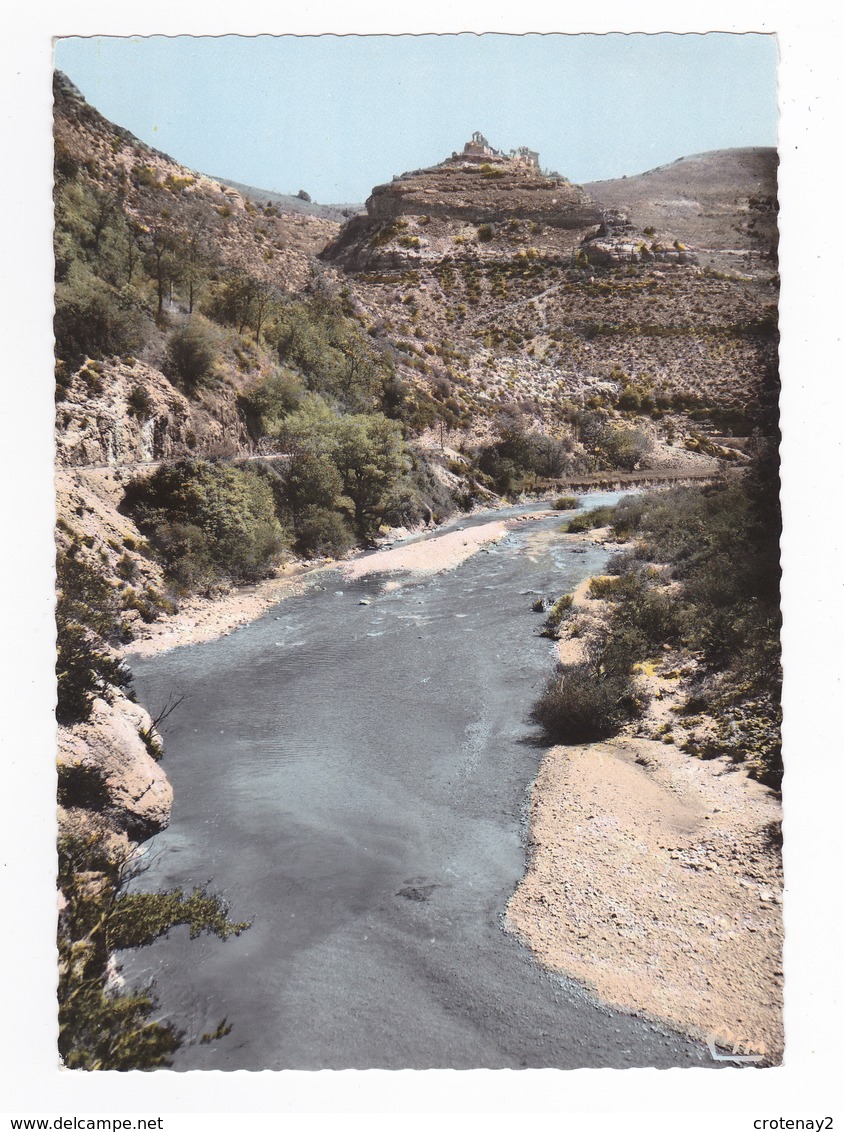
[
  {"left": 210, "top": 174, "right": 362, "bottom": 223},
  {"left": 54, "top": 72, "right": 339, "bottom": 296},
  {"left": 585, "top": 147, "right": 779, "bottom": 268},
  {"left": 52, "top": 85, "right": 781, "bottom": 1070},
  {"left": 322, "top": 137, "right": 779, "bottom": 441}
]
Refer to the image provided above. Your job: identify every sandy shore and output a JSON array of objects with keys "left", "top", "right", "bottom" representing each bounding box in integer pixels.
[
  {"left": 122, "top": 561, "right": 330, "bottom": 658},
  {"left": 343, "top": 519, "right": 509, "bottom": 580}
]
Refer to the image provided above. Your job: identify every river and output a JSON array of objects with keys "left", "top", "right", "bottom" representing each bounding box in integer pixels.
[{"left": 122, "top": 494, "right": 715, "bottom": 1069}]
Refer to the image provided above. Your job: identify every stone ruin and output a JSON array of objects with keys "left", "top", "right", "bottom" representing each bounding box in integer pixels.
[{"left": 454, "top": 131, "right": 540, "bottom": 168}]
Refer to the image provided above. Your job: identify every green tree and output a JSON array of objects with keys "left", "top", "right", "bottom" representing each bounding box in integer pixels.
[
  {"left": 140, "top": 216, "right": 182, "bottom": 320},
  {"left": 54, "top": 263, "right": 148, "bottom": 367},
  {"left": 239, "top": 367, "right": 306, "bottom": 437},
  {"left": 55, "top": 549, "right": 131, "bottom": 724},
  {"left": 57, "top": 836, "right": 249, "bottom": 1070},
  {"left": 332, "top": 414, "right": 406, "bottom": 534}
]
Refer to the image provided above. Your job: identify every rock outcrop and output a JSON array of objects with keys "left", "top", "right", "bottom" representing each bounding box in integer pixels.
[
  {"left": 56, "top": 358, "right": 251, "bottom": 469},
  {"left": 57, "top": 695, "right": 173, "bottom": 845},
  {"left": 580, "top": 210, "right": 698, "bottom": 267},
  {"left": 367, "top": 155, "right": 600, "bottom": 228},
  {"left": 319, "top": 138, "right": 777, "bottom": 434},
  {"left": 322, "top": 148, "right": 604, "bottom": 273},
  {"left": 585, "top": 148, "right": 779, "bottom": 270}
]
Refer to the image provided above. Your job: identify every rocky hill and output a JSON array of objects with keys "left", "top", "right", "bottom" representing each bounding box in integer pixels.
[
  {"left": 54, "top": 72, "right": 339, "bottom": 294},
  {"left": 321, "top": 137, "right": 779, "bottom": 438},
  {"left": 52, "top": 89, "right": 781, "bottom": 1068},
  {"left": 53, "top": 71, "right": 344, "bottom": 471}
]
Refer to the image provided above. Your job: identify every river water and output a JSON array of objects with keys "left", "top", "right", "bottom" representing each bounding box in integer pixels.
[{"left": 123, "top": 495, "right": 714, "bottom": 1069}]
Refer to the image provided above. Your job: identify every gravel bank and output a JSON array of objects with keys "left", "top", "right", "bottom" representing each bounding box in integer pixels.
[{"left": 507, "top": 737, "right": 783, "bottom": 1061}]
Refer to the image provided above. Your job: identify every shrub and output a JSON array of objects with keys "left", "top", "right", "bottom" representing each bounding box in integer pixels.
[
  {"left": 294, "top": 506, "right": 355, "bottom": 558},
  {"left": 115, "top": 553, "right": 137, "bottom": 581},
  {"left": 552, "top": 495, "right": 579, "bottom": 510},
  {"left": 133, "top": 163, "right": 162, "bottom": 188},
  {"left": 531, "top": 663, "right": 637, "bottom": 743},
  {"left": 565, "top": 505, "right": 616, "bottom": 533},
  {"left": 542, "top": 593, "right": 574, "bottom": 636},
  {"left": 123, "top": 460, "right": 289, "bottom": 590},
  {"left": 54, "top": 266, "right": 148, "bottom": 368},
  {"left": 588, "top": 575, "right": 623, "bottom": 599},
  {"left": 238, "top": 367, "right": 305, "bottom": 437},
  {"left": 57, "top": 836, "right": 249, "bottom": 1070},
  {"left": 55, "top": 550, "right": 131, "bottom": 724},
  {"left": 126, "top": 385, "right": 154, "bottom": 419},
  {"left": 164, "top": 317, "right": 221, "bottom": 393}
]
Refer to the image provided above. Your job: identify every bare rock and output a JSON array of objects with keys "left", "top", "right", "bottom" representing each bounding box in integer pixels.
[{"left": 57, "top": 695, "right": 173, "bottom": 843}]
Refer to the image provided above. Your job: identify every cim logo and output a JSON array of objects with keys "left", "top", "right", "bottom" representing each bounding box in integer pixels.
[{"left": 706, "top": 1024, "right": 766, "bottom": 1062}]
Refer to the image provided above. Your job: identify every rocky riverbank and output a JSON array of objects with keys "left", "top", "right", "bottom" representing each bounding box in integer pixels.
[
  {"left": 506, "top": 525, "right": 784, "bottom": 1063},
  {"left": 123, "top": 510, "right": 552, "bottom": 658}
]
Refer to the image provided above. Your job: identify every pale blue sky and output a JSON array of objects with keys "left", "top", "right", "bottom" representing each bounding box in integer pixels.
[{"left": 55, "top": 33, "right": 778, "bottom": 205}]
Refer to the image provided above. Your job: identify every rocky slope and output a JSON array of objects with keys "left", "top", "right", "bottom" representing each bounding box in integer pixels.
[
  {"left": 54, "top": 71, "right": 343, "bottom": 476},
  {"left": 53, "top": 101, "right": 779, "bottom": 884},
  {"left": 54, "top": 71, "right": 339, "bottom": 294},
  {"left": 56, "top": 357, "right": 252, "bottom": 469},
  {"left": 321, "top": 138, "right": 779, "bottom": 437},
  {"left": 210, "top": 175, "right": 362, "bottom": 223}
]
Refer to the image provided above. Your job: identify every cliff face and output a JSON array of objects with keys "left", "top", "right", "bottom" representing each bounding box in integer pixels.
[
  {"left": 56, "top": 359, "right": 252, "bottom": 469},
  {"left": 58, "top": 695, "right": 173, "bottom": 848},
  {"left": 367, "top": 156, "right": 600, "bottom": 228},
  {"left": 53, "top": 370, "right": 248, "bottom": 499}
]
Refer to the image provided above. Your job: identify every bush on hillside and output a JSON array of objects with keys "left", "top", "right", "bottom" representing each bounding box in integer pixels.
[
  {"left": 54, "top": 266, "right": 149, "bottom": 369},
  {"left": 531, "top": 663, "right": 638, "bottom": 743},
  {"left": 164, "top": 317, "right": 221, "bottom": 393},
  {"left": 123, "top": 460, "right": 289, "bottom": 591},
  {"left": 239, "top": 366, "right": 306, "bottom": 437},
  {"left": 55, "top": 549, "right": 131, "bottom": 724}
]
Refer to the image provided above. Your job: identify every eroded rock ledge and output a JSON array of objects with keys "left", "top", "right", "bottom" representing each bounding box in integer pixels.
[{"left": 57, "top": 694, "right": 173, "bottom": 853}]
